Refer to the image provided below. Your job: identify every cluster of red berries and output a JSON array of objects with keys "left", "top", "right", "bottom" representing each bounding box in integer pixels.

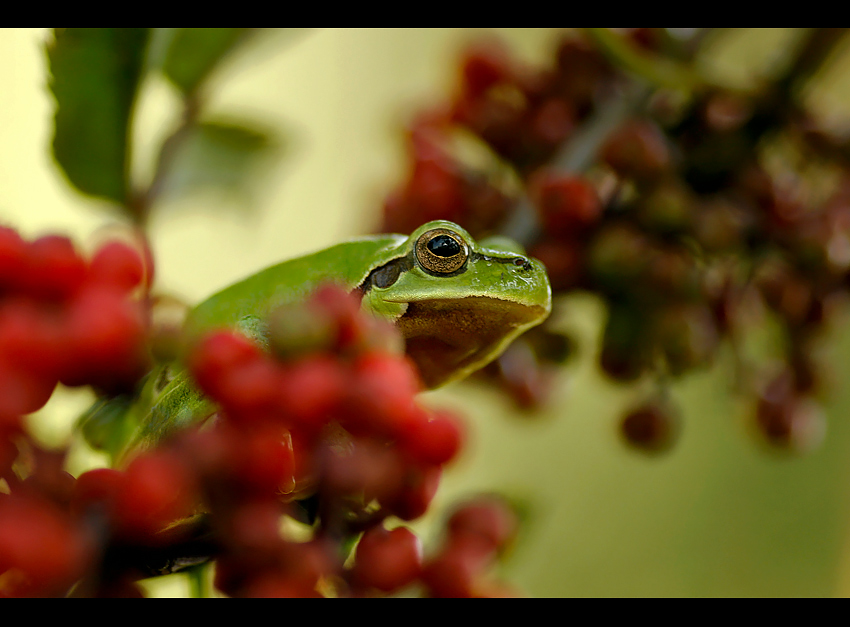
[
  {"left": 382, "top": 111, "right": 514, "bottom": 239},
  {"left": 379, "top": 29, "right": 850, "bottom": 452},
  {"left": 1, "top": 276, "right": 520, "bottom": 597},
  {"left": 0, "top": 227, "right": 153, "bottom": 596},
  {"left": 0, "top": 227, "right": 150, "bottom": 434},
  {"left": 190, "top": 287, "right": 463, "bottom": 496},
  {"left": 178, "top": 286, "right": 481, "bottom": 596},
  {"left": 352, "top": 494, "right": 519, "bottom": 597}
]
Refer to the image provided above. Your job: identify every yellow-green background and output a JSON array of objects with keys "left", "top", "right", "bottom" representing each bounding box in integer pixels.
[{"left": 4, "top": 28, "right": 850, "bottom": 597}]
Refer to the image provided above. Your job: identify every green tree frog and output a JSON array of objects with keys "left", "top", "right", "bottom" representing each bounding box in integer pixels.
[{"left": 124, "top": 220, "right": 551, "bottom": 455}]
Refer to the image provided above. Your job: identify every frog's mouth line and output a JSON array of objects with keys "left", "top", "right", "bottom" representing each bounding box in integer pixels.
[{"left": 396, "top": 296, "right": 547, "bottom": 388}]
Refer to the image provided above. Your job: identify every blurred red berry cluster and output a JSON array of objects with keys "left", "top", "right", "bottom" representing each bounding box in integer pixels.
[
  {"left": 379, "top": 28, "right": 850, "bottom": 452},
  {"left": 0, "top": 228, "right": 150, "bottom": 429},
  {"left": 1, "top": 276, "right": 520, "bottom": 597},
  {"left": 418, "top": 495, "right": 520, "bottom": 597},
  {"left": 0, "top": 227, "right": 152, "bottom": 596},
  {"left": 180, "top": 286, "right": 482, "bottom": 597}
]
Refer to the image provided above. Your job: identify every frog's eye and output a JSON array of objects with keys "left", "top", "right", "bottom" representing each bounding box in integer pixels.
[{"left": 415, "top": 228, "right": 469, "bottom": 275}]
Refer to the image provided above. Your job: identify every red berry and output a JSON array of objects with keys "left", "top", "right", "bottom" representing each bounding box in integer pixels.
[
  {"left": 237, "top": 539, "right": 335, "bottom": 597},
  {"left": 344, "top": 353, "right": 422, "bottom": 438},
  {"left": 241, "top": 573, "right": 321, "bottom": 598},
  {"left": 62, "top": 285, "right": 148, "bottom": 389},
  {"left": 214, "top": 357, "right": 282, "bottom": 423},
  {"left": 421, "top": 534, "right": 494, "bottom": 598},
  {"left": 401, "top": 409, "right": 464, "bottom": 467},
  {"left": 278, "top": 355, "right": 345, "bottom": 436},
  {"left": 460, "top": 42, "right": 513, "bottom": 98},
  {"left": 530, "top": 172, "right": 602, "bottom": 234},
  {"left": 0, "top": 357, "right": 57, "bottom": 416},
  {"left": 0, "top": 495, "right": 89, "bottom": 596},
  {"left": 89, "top": 241, "right": 146, "bottom": 291},
  {"left": 620, "top": 400, "right": 681, "bottom": 453},
  {"left": 70, "top": 467, "right": 123, "bottom": 520},
  {"left": 555, "top": 37, "right": 613, "bottom": 108},
  {"left": 22, "top": 235, "right": 87, "bottom": 300},
  {"left": 755, "top": 374, "right": 826, "bottom": 452},
  {"left": 309, "top": 285, "right": 367, "bottom": 350},
  {"left": 0, "top": 226, "right": 27, "bottom": 290},
  {"left": 602, "top": 120, "right": 671, "bottom": 181},
  {"left": 454, "top": 95, "right": 525, "bottom": 164},
  {"left": 447, "top": 497, "right": 518, "bottom": 551},
  {"left": 626, "top": 28, "right": 663, "bottom": 52},
  {"left": 322, "top": 437, "right": 404, "bottom": 504},
  {"left": 282, "top": 539, "right": 336, "bottom": 583},
  {"left": 353, "top": 525, "right": 423, "bottom": 593},
  {"left": 113, "top": 451, "right": 197, "bottom": 542},
  {"left": 229, "top": 425, "right": 296, "bottom": 494},
  {"left": 387, "top": 464, "right": 442, "bottom": 521},
  {"left": 0, "top": 297, "right": 69, "bottom": 379},
  {"left": 223, "top": 498, "right": 285, "bottom": 553},
  {"left": 408, "top": 156, "right": 465, "bottom": 223},
  {"left": 528, "top": 98, "right": 575, "bottom": 148},
  {"left": 189, "top": 331, "right": 263, "bottom": 395}
]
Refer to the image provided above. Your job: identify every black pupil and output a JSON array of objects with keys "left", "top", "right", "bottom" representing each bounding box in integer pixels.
[{"left": 427, "top": 235, "right": 461, "bottom": 257}]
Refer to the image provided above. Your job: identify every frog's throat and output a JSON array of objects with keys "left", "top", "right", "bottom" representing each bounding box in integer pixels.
[{"left": 396, "top": 296, "right": 548, "bottom": 388}]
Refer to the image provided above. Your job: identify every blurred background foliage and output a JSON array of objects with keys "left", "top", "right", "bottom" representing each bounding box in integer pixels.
[{"left": 4, "top": 27, "right": 850, "bottom": 596}]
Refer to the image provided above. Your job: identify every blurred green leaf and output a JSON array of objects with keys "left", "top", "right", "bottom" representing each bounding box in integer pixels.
[
  {"left": 159, "top": 28, "right": 254, "bottom": 96},
  {"left": 47, "top": 28, "right": 150, "bottom": 206},
  {"left": 155, "top": 120, "right": 279, "bottom": 204},
  {"left": 77, "top": 394, "right": 137, "bottom": 462}
]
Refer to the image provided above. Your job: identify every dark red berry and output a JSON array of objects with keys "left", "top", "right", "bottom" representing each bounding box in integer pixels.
[
  {"left": 0, "top": 495, "right": 89, "bottom": 596},
  {"left": 352, "top": 525, "right": 422, "bottom": 593},
  {"left": 447, "top": 497, "right": 518, "bottom": 551},
  {"left": 620, "top": 400, "right": 681, "bottom": 453},
  {"left": 71, "top": 467, "right": 123, "bottom": 519},
  {"left": 112, "top": 451, "right": 197, "bottom": 542},
  {"left": 23, "top": 235, "right": 87, "bottom": 300},
  {"left": 278, "top": 354, "right": 345, "bottom": 436},
  {"left": 89, "top": 241, "right": 146, "bottom": 291},
  {"left": 530, "top": 171, "right": 602, "bottom": 234},
  {"left": 387, "top": 464, "right": 442, "bottom": 521},
  {"left": 460, "top": 41, "right": 513, "bottom": 98},
  {"left": 400, "top": 409, "right": 464, "bottom": 467},
  {"left": 602, "top": 120, "right": 671, "bottom": 182},
  {"left": 189, "top": 331, "right": 263, "bottom": 395},
  {"left": 0, "top": 226, "right": 27, "bottom": 290},
  {"left": 421, "top": 534, "right": 494, "bottom": 598}
]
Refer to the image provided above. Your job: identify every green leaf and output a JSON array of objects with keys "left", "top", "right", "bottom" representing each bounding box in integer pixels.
[
  {"left": 155, "top": 120, "right": 279, "bottom": 204},
  {"left": 47, "top": 28, "right": 150, "bottom": 205},
  {"left": 159, "top": 28, "right": 254, "bottom": 96},
  {"left": 77, "top": 394, "right": 138, "bottom": 462}
]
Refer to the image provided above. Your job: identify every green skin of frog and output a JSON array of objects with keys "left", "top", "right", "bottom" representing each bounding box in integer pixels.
[{"left": 116, "top": 220, "right": 552, "bottom": 460}]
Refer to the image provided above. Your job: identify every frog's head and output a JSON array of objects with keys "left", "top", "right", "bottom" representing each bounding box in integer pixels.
[{"left": 360, "top": 220, "right": 552, "bottom": 388}]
